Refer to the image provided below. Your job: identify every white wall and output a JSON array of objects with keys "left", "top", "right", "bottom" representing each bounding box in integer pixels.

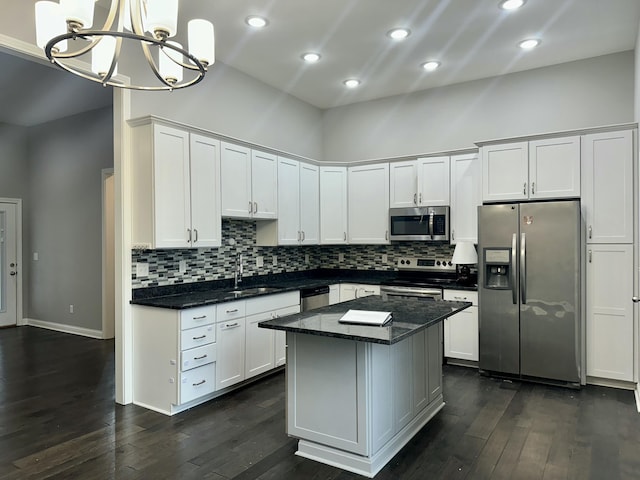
[
  {"left": 27, "top": 108, "right": 113, "bottom": 331},
  {"left": 129, "top": 62, "right": 324, "bottom": 161},
  {"left": 636, "top": 26, "right": 640, "bottom": 122},
  {"left": 324, "top": 51, "right": 635, "bottom": 162}
]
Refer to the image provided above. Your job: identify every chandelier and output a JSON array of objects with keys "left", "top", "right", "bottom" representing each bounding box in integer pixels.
[{"left": 35, "top": 0, "right": 215, "bottom": 91}]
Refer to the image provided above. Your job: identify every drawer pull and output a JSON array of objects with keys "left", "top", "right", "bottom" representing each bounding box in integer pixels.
[
  {"left": 192, "top": 315, "right": 207, "bottom": 320},
  {"left": 192, "top": 335, "right": 207, "bottom": 340},
  {"left": 453, "top": 296, "right": 467, "bottom": 300},
  {"left": 225, "top": 322, "right": 240, "bottom": 328},
  {"left": 192, "top": 379, "right": 206, "bottom": 386},
  {"left": 226, "top": 308, "right": 239, "bottom": 313},
  {"left": 193, "top": 354, "right": 208, "bottom": 360}
]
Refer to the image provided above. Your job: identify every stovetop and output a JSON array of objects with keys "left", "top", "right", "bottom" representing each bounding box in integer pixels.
[{"left": 386, "top": 256, "right": 477, "bottom": 290}]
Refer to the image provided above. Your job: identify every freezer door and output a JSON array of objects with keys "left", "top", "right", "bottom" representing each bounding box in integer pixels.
[
  {"left": 478, "top": 204, "right": 520, "bottom": 375},
  {"left": 519, "top": 200, "right": 581, "bottom": 383}
]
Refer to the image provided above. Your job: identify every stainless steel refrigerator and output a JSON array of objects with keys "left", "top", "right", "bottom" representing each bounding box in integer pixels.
[{"left": 478, "top": 200, "right": 582, "bottom": 385}]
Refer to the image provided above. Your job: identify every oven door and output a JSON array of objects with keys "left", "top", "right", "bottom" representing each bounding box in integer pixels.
[{"left": 380, "top": 285, "right": 442, "bottom": 300}]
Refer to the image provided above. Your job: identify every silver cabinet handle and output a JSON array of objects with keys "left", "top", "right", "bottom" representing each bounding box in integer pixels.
[
  {"left": 453, "top": 296, "right": 467, "bottom": 301},
  {"left": 248, "top": 201, "right": 252, "bottom": 214},
  {"left": 511, "top": 233, "right": 517, "bottom": 305},
  {"left": 520, "top": 233, "right": 527, "bottom": 304},
  {"left": 633, "top": 297, "right": 640, "bottom": 303},
  {"left": 301, "top": 231, "right": 305, "bottom": 241},
  {"left": 588, "top": 250, "right": 592, "bottom": 263},
  {"left": 192, "top": 335, "right": 207, "bottom": 340},
  {"left": 226, "top": 308, "right": 238, "bottom": 313},
  {"left": 193, "top": 354, "right": 208, "bottom": 360},
  {"left": 588, "top": 225, "right": 592, "bottom": 239},
  {"left": 187, "top": 228, "right": 192, "bottom": 243},
  {"left": 385, "top": 230, "right": 389, "bottom": 241},
  {"left": 192, "top": 315, "right": 207, "bottom": 320},
  {"left": 523, "top": 182, "right": 527, "bottom": 195},
  {"left": 343, "top": 232, "right": 347, "bottom": 241},
  {"left": 297, "top": 231, "right": 301, "bottom": 242},
  {"left": 452, "top": 229, "right": 455, "bottom": 241},
  {"left": 429, "top": 211, "right": 434, "bottom": 240},
  {"left": 413, "top": 193, "right": 417, "bottom": 205},
  {"left": 419, "top": 193, "right": 422, "bottom": 204},
  {"left": 192, "top": 379, "right": 206, "bottom": 386},
  {"left": 254, "top": 202, "right": 258, "bottom": 214},
  {"left": 531, "top": 182, "right": 535, "bottom": 195},
  {"left": 225, "top": 322, "right": 240, "bottom": 328},
  {"left": 193, "top": 229, "right": 198, "bottom": 243}
]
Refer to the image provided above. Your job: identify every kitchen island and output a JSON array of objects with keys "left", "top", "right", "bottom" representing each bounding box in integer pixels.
[{"left": 259, "top": 296, "right": 471, "bottom": 478}]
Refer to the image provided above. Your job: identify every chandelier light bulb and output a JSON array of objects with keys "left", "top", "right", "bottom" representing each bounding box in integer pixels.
[
  {"left": 91, "top": 36, "right": 118, "bottom": 77},
  {"left": 60, "top": 0, "right": 95, "bottom": 30},
  {"left": 188, "top": 19, "right": 215, "bottom": 66},
  {"left": 146, "top": 0, "right": 179, "bottom": 39},
  {"left": 160, "top": 41, "right": 184, "bottom": 85},
  {"left": 35, "top": 1, "right": 68, "bottom": 52}
]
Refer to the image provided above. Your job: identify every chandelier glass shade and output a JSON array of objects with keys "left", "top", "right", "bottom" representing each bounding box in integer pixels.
[{"left": 34, "top": 0, "right": 215, "bottom": 91}]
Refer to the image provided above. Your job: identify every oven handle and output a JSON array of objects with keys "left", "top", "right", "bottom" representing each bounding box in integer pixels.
[{"left": 381, "top": 286, "right": 442, "bottom": 299}]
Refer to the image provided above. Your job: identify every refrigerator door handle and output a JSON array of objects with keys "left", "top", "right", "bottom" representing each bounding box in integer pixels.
[
  {"left": 520, "top": 233, "right": 527, "bottom": 304},
  {"left": 511, "top": 233, "right": 517, "bottom": 305}
]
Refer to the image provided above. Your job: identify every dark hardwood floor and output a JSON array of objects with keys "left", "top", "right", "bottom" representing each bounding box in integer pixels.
[{"left": 1, "top": 326, "right": 639, "bottom": 479}]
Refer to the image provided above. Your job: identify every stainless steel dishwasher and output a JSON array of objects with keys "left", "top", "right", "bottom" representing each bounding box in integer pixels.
[{"left": 300, "top": 285, "right": 330, "bottom": 311}]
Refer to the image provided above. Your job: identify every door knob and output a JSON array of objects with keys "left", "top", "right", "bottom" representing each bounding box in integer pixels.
[{"left": 633, "top": 296, "right": 640, "bottom": 303}]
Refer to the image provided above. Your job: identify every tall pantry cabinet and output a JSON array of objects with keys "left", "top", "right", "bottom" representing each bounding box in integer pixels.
[{"left": 582, "top": 129, "right": 634, "bottom": 382}]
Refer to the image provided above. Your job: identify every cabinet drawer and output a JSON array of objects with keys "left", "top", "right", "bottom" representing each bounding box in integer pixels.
[
  {"left": 216, "top": 300, "right": 246, "bottom": 322},
  {"left": 246, "top": 291, "right": 300, "bottom": 315},
  {"left": 180, "top": 305, "right": 216, "bottom": 330},
  {"left": 181, "top": 324, "right": 215, "bottom": 350},
  {"left": 443, "top": 290, "right": 478, "bottom": 306},
  {"left": 180, "top": 363, "right": 216, "bottom": 404},
  {"left": 181, "top": 343, "right": 217, "bottom": 371}
]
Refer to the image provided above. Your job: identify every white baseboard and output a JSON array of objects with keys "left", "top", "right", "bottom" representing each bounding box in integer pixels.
[{"left": 24, "top": 318, "right": 103, "bottom": 339}]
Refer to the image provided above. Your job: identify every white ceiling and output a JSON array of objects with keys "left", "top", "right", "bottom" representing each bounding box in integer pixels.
[{"left": 1, "top": 0, "right": 639, "bottom": 126}]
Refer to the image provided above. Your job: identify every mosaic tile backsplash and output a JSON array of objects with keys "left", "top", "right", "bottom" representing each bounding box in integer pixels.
[{"left": 132, "top": 219, "right": 456, "bottom": 288}]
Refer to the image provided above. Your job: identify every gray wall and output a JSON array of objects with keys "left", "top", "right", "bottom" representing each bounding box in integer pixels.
[
  {"left": 323, "top": 51, "right": 635, "bottom": 162},
  {"left": 27, "top": 108, "right": 113, "bottom": 331},
  {"left": 636, "top": 26, "right": 640, "bottom": 122},
  {"left": 0, "top": 123, "right": 30, "bottom": 314},
  {"left": 129, "top": 62, "right": 324, "bottom": 161}
]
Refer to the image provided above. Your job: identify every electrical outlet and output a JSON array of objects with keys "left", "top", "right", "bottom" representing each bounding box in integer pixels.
[
  {"left": 338, "top": 253, "right": 344, "bottom": 263},
  {"left": 136, "top": 262, "right": 149, "bottom": 277},
  {"left": 33, "top": 252, "right": 39, "bottom": 261},
  {"left": 382, "top": 254, "right": 388, "bottom": 263},
  {"left": 179, "top": 260, "right": 187, "bottom": 273},
  {"left": 256, "top": 256, "right": 264, "bottom": 268},
  {"left": 272, "top": 255, "right": 278, "bottom": 266},
  {"left": 305, "top": 253, "right": 310, "bottom": 264},
  {"left": 69, "top": 304, "right": 74, "bottom": 314}
]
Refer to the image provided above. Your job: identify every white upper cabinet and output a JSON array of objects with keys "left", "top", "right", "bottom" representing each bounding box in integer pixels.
[
  {"left": 260, "top": 157, "right": 319, "bottom": 246},
  {"left": 348, "top": 163, "right": 390, "bottom": 244},
  {"left": 320, "top": 166, "right": 348, "bottom": 244},
  {"left": 220, "top": 142, "right": 277, "bottom": 219},
  {"left": 581, "top": 130, "right": 633, "bottom": 244},
  {"left": 449, "top": 153, "right": 480, "bottom": 244},
  {"left": 131, "top": 121, "right": 221, "bottom": 249},
  {"left": 389, "top": 157, "right": 449, "bottom": 208},
  {"left": 482, "top": 136, "right": 580, "bottom": 203},
  {"left": 417, "top": 156, "right": 450, "bottom": 206}
]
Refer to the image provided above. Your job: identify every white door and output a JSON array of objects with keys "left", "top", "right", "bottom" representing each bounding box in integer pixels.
[
  {"left": 299, "top": 162, "right": 319, "bottom": 244},
  {"left": 528, "top": 136, "right": 580, "bottom": 199},
  {"left": 417, "top": 156, "right": 450, "bottom": 206},
  {"left": 251, "top": 149, "right": 278, "bottom": 219},
  {"left": 277, "top": 157, "right": 301, "bottom": 245},
  {"left": 348, "top": 163, "right": 390, "bottom": 244},
  {"left": 481, "top": 142, "right": 529, "bottom": 202},
  {"left": 319, "top": 166, "right": 348, "bottom": 244},
  {"left": 189, "top": 134, "right": 222, "bottom": 247},
  {"left": 389, "top": 160, "right": 417, "bottom": 208},
  {"left": 450, "top": 153, "right": 480, "bottom": 244},
  {"left": 220, "top": 142, "right": 252, "bottom": 218},
  {"left": 0, "top": 203, "right": 18, "bottom": 327}
]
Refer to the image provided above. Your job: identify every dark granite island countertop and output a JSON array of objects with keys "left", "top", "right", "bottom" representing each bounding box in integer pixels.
[{"left": 259, "top": 295, "right": 471, "bottom": 345}]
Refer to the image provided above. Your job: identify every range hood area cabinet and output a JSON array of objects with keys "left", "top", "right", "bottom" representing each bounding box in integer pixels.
[
  {"left": 256, "top": 157, "right": 320, "bottom": 246},
  {"left": 481, "top": 135, "right": 580, "bottom": 203},
  {"left": 130, "top": 119, "right": 222, "bottom": 249},
  {"left": 389, "top": 156, "right": 450, "bottom": 208},
  {"left": 220, "top": 142, "right": 278, "bottom": 220}
]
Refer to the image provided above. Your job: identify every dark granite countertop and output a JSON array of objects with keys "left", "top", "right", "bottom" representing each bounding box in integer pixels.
[
  {"left": 258, "top": 295, "right": 471, "bottom": 345},
  {"left": 130, "top": 268, "right": 478, "bottom": 310}
]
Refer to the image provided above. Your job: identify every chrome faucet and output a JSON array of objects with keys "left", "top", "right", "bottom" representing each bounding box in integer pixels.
[{"left": 234, "top": 254, "right": 243, "bottom": 289}]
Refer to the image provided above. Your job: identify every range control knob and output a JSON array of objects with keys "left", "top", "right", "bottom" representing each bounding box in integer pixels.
[
  {"left": 448, "top": 261, "right": 453, "bottom": 266},
  {"left": 436, "top": 261, "right": 441, "bottom": 266}
]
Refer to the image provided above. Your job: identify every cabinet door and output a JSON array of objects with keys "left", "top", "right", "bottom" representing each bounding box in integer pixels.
[
  {"left": 299, "top": 162, "right": 320, "bottom": 244},
  {"left": 417, "top": 156, "right": 450, "bottom": 206},
  {"left": 389, "top": 161, "right": 417, "bottom": 208},
  {"left": 189, "top": 134, "right": 222, "bottom": 247},
  {"left": 319, "top": 166, "right": 348, "bottom": 244},
  {"left": 221, "top": 142, "right": 252, "bottom": 218},
  {"left": 246, "top": 312, "right": 275, "bottom": 378},
  {"left": 251, "top": 149, "right": 278, "bottom": 219},
  {"left": 427, "top": 323, "right": 443, "bottom": 402},
  {"left": 392, "top": 338, "right": 413, "bottom": 431},
  {"left": 153, "top": 124, "right": 191, "bottom": 248},
  {"left": 340, "top": 284, "right": 357, "bottom": 302},
  {"left": 528, "top": 136, "right": 580, "bottom": 200},
  {"left": 581, "top": 130, "right": 633, "bottom": 244},
  {"left": 277, "top": 157, "right": 301, "bottom": 245},
  {"left": 450, "top": 153, "right": 480, "bottom": 244},
  {"left": 348, "top": 163, "right": 390, "bottom": 244},
  {"left": 356, "top": 285, "right": 380, "bottom": 298},
  {"left": 444, "top": 308, "right": 478, "bottom": 361},
  {"left": 329, "top": 285, "right": 340, "bottom": 305},
  {"left": 216, "top": 318, "right": 246, "bottom": 390},
  {"left": 481, "top": 142, "right": 528, "bottom": 202},
  {"left": 586, "top": 244, "right": 633, "bottom": 381}
]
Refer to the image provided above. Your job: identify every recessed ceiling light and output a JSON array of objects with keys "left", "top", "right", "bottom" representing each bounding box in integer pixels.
[
  {"left": 246, "top": 16, "right": 268, "bottom": 28},
  {"left": 344, "top": 79, "right": 361, "bottom": 89},
  {"left": 499, "top": 0, "right": 526, "bottom": 10},
  {"left": 519, "top": 38, "right": 540, "bottom": 50},
  {"left": 421, "top": 61, "right": 441, "bottom": 72},
  {"left": 387, "top": 28, "right": 411, "bottom": 41},
  {"left": 302, "top": 52, "right": 321, "bottom": 63}
]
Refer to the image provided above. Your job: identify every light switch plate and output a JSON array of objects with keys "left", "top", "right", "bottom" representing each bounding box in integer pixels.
[
  {"left": 257, "top": 256, "right": 264, "bottom": 268},
  {"left": 272, "top": 255, "right": 278, "bottom": 266},
  {"left": 179, "top": 260, "right": 187, "bottom": 273},
  {"left": 382, "top": 254, "right": 388, "bottom": 263},
  {"left": 136, "top": 262, "right": 149, "bottom": 277},
  {"left": 338, "top": 253, "right": 344, "bottom": 263}
]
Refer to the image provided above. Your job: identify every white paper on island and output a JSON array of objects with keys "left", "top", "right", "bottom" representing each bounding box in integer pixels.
[{"left": 339, "top": 309, "right": 393, "bottom": 326}]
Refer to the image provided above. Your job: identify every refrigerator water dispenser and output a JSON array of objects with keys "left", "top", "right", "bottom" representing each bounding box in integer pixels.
[{"left": 484, "top": 248, "right": 511, "bottom": 289}]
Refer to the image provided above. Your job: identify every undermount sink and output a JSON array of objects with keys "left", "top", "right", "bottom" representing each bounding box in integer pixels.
[{"left": 228, "top": 286, "right": 282, "bottom": 296}]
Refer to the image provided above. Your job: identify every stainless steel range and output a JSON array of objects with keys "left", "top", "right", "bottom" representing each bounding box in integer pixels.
[{"left": 380, "top": 256, "right": 456, "bottom": 300}]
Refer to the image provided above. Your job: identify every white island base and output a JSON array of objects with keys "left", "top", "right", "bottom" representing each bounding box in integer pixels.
[{"left": 286, "top": 322, "right": 444, "bottom": 478}]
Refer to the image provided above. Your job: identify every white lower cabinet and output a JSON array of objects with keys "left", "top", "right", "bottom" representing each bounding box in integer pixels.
[
  {"left": 443, "top": 290, "right": 478, "bottom": 363},
  {"left": 216, "top": 310, "right": 246, "bottom": 390},
  {"left": 133, "top": 304, "right": 217, "bottom": 415},
  {"left": 329, "top": 284, "right": 340, "bottom": 305},
  {"left": 586, "top": 244, "right": 634, "bottom": 382}
]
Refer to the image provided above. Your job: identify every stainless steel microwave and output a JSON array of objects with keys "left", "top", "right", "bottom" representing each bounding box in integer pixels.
[{"left": 389, "top": 206, "right": 450, "bottom": 241}]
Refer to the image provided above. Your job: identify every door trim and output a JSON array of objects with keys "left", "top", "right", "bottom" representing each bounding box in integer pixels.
[
  {"left": 102, "top": 169, "right": 115, "bottom": 339},
  {"left": 0, "top": 198, "right": 23, "bottom": 326}
]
